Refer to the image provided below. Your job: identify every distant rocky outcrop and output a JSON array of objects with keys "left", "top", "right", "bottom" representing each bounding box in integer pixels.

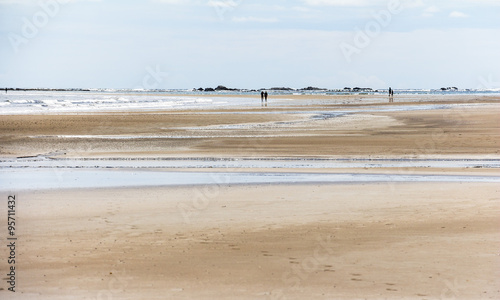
[
  {"left": 190, "top": 85, "right": 380, "bottom": 93},
  {"left": 352, "top": 87, "right": 373, "bottom": 92},
  {"left": 300, "top": 86, "right": 327, "bottom": 91},
  {"left": 269, "top": 87, "right": 294, "bottom": 91},
  {"left": 193, "top": 85, "right": 240, "bottom": 92},
  {"left": 215, "top": 85, "right": 239, "bottom": 91},
  {"left": 440, "top": 87, "right": 458, "bottom": 91}
]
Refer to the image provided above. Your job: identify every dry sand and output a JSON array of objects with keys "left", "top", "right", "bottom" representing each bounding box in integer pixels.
[
  {"left": 0, "top": 94, "right": 499, "bottom": 299},
  {"left": 1, "top": 183, "right": 499, "bottom": 299}
]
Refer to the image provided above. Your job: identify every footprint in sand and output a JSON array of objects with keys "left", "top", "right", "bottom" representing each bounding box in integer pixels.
[
  {"left": 323, "top": 265, "right": 335, "bottom": 272},
  {"left": 350, "top": 274, "right": 362, "bottom": 281}
]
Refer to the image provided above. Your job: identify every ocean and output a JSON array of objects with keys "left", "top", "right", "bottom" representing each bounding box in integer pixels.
[{"left": 1, "top": 89, "right": 499, "bottom": 115}]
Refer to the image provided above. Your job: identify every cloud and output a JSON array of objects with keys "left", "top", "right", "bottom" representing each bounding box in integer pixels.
[
  {"left": 207, "top": 0, "right": 240, "bottom": 8},
  {"left": 461, "top": 0, "right": 500, "bottom": 5},
  {"left": 0, "top": 0, "right": 100, "bottom": 3},
  {"left": 422, "top": 5, "right": 439, "bottom": 17},
  {"left": 402, "top": 0, "right": 425, "bottom": 8},
  {"left": 449, "top": 11, "right": 468, "bottom": 18},
  {"left": 301, "top": 0, "right": 386, "bottom": 7},
  {"left": 232, "top": 16, "right": 278, "bottom": 23},
  {"left": 152, "top": 0, "right": 185, "bottom": 3}
]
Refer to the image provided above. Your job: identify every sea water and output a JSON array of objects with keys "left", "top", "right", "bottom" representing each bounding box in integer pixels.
[
  {"left": 1, "top": 89, "right": 499, "bottom": 115},
  {"left": 1, "top": 169, "right": 499, "bottom": 191}
]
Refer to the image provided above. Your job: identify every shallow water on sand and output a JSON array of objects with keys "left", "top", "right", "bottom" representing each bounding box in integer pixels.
[
  {"left": 1, "top": 168, "right": 499, "bottom": 191},
  {"left": 2, "top": 157, "right": 500, "bottom": 170}
]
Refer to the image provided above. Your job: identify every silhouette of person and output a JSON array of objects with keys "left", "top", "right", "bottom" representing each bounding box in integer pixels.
[
  {"left": 264, "top": 91, "right": 268, "bottom": 102},
  {"left": 389, "top": 87, "right": 392, "bottom": 97},
  {"left": 261, "top": 91, "right": 264, "bottom": 102},
  {"left": 5, "top": 88, "right": 7, "bottom": 94}
]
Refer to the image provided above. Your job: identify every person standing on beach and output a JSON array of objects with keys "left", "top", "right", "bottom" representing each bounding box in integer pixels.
[
  {"left": 5, "top": 88, "right": 7, "bottom": 94},
  {"left": 389, "top": 87, "right": 392, "bottom": 97},
  {"left": 264, "top": 91, "right": 268, "bottom": 102},
  {"left": 261, "top": 91, "right": 264, "bottom": 102}
]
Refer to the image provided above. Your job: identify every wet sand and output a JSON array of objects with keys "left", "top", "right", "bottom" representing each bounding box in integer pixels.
[
  {"left": 0, "top": 95, "right": 499, "bottom": 158},
  {"left": 0, "top": 94, "right": 499, "bottom": 299}
]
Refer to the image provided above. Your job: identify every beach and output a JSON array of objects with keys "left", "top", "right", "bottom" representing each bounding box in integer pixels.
[{"left": 0, "top": 93, "right": 499, "bottom": 299}]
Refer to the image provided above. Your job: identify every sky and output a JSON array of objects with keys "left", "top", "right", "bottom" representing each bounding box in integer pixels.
[{"left": 0, "top": 0, "right": 499, "bottom": 89}]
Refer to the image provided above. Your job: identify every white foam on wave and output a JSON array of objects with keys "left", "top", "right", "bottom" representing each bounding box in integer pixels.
[{"left": 0, "top": 91, "right": 251, "bottom": 114}]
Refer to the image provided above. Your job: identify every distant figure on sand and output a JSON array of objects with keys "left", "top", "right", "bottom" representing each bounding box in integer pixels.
[
  {"left": 389, "top": 87, "right": 394, "bottom": 102},
  {"left": 5, "top": 88, "right": 7, "bottom": 94},
  {"left": 261, "top": 91, "right": 264, "bottom": 102},
  {"left": 264, "top": 91, "right": 268, "bottom": 102}
]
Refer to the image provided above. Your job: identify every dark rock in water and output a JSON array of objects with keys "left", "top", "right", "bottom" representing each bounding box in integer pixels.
[
  {"left": 270, "top": 87, "right": 295, "bottom": 91},
  {"left": 197, "top": 87, "right": 204, "bottom": 91},
  {"left": 204, "top": 88, "right": 215, "bottom": 92},
  {"left": 300, "top": 86, "right": 326, "bottom": 91},
  {"left": 215, "top": 85, "right": 240, "bottom": 91},
  {"left": 215, "top": 85, "right": 230, "bottom": 91},
  {"left": 352, "top": 87, "right": 373, "bottom": 92}
]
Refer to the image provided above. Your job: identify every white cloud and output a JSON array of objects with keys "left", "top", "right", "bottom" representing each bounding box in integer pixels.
[
  {"left": 402, "top": 0, "right": 425, "bottom": 8},
  {"left": 0, "top": 0, "right": 100, "bottom": 3},
  {"left": 422, "top": 5, "right": 439, "bottom": 17},
  {"left": 207, "top": 0, "right": 239, "bottom": 8},
  {"left": 460, "top": 0, "right": 500, "bottom": 5},
  {"left": 301, "top": 0, "right": 386, "bottom": 7},
  {"left": 153, "top": 0, "right": 185, "bottom": 3},
  {"left": 232, "top": 16, "right": 278, "bottom": 23},
  {"left": 449, "top": 11, "right": 468, "bottom": 18}
]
